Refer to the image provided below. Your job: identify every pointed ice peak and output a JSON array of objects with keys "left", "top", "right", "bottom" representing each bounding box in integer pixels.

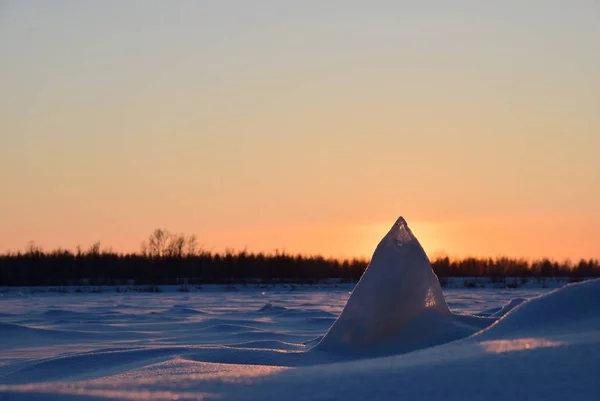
[
  {"left": 395, "top": 216, "right": 408, "bottom": 227},
  {"left": 386, "top": 216, "right": 415, "bottom": 250},
  {"left": 317, "top": 216, "right": 450, "bottom": 351}
]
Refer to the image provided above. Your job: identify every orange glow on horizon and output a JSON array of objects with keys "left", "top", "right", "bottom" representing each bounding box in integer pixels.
[
  {"left": 36, "top": 214, "right": 593, "bottom": 261},
  {"left": 3, "top": 213, "right": 600, "bottom": 261}
]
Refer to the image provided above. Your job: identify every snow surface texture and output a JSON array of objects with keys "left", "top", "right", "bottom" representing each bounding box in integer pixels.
[{"left": 0, "top": 217, "right": 598, "bottom": 400}]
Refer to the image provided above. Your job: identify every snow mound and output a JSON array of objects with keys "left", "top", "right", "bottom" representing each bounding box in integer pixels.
[
  {"left": 42, "top": 309, "right": 88, "bottom": 318},
  {"left": 477, "top": 278, "right": 600, "bottom": 340},
  {"left": 258, "top": 303, "right": 289, "bottom": 313},
  {"left": 228, "top": 340, "right": 306, "bottom": 350},
  {"left": 3, "top": 347, "right": 182, "bottom": 384},
  {"left": 0, "top": 322, "right": 94, "bottom": 350},
  {"left": 317, "top": 217, "right": 453, "bottom": 351},
  {"left": 490, "top": 297, "right": 527, "bottom": 317},
  {"left": 166, "top": 306, "right": 208, "bottom": 315},
  {"left": 476, "top": 298, "right": 527, "bottom": 317}
]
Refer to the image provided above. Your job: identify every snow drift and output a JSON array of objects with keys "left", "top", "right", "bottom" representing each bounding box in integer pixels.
[
  {"left": 2, "top": 279, "right": 598, "bottom": 400},
  {"left": 476, "top": 277, "right": 600, "bottom": 340},
  {"left": 224, "top": 279, "right": 600, "bottom": 401}
]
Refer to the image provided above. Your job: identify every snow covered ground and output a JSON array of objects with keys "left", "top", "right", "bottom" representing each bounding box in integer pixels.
[
  {"left": 1, "top": 218, "right": 598, "bottom": 400},
  {"left": 1, "top": 284, "right": 598, "bottom": 400}
]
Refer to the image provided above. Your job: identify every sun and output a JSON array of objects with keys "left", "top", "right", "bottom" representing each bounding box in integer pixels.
[{"left": 354, "top": 220, "right": 447, "bottom": 260}]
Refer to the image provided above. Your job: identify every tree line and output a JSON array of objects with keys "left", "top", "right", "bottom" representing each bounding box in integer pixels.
[{"left": 0, "top": 229, "right": 598, "bottom": 286}]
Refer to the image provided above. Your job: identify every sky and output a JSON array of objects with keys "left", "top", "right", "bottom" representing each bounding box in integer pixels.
[{"left": 1, "top": 1, "right": 599, "bottom": 260}]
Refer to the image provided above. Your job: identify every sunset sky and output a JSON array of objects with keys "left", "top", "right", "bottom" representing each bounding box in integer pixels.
[{"left": 1, "top": 1, "right": 599, "bottom": 260}]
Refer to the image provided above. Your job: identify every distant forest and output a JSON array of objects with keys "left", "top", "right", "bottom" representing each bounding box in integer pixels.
[{"left": 1, "top": 229, "right": 599, "bottom": 286}]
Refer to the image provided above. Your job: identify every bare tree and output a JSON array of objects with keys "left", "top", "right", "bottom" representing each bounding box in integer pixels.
[
  {"left": 165, "top": 233, "right": 186, "bottom": 257},
  {"left": 140, "top": 240, "right": 148, "bottom": 257},
  {"left": 25, "top": 241, "right": 43, "bottom": 256},
  {"left": 186, "top": 234, "right": 199, "bottom": 256},
  {"left": 147, "top": 229, "right": 170, "bottom": 258},
  {"left": 88, "top": 241, "right": 101, "bottom": 257},
  {"left": 143, "top": 229, "right": 201, "bottom": 258}
]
